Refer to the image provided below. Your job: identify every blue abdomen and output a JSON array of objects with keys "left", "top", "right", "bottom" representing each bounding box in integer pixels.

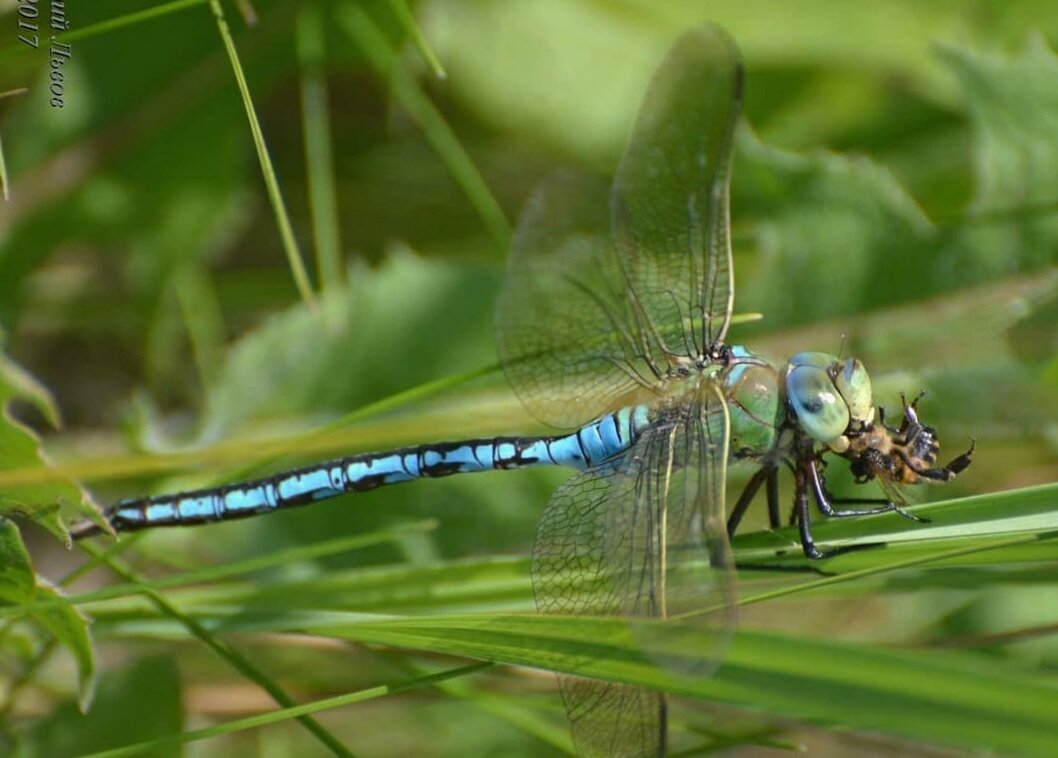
[{"left": 104, "top": 405, "right": 651, "bottom": 532}]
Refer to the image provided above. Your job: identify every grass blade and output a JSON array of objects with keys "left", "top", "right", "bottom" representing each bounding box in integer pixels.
[
  {"left": 77, "top": 541, "right": 354, "bottom": 758},
  {"left": 386, "top": 0, "right": 447, "bottom": 80},
  {"left": 78, "top": 662, "right": 491, "bottom": 758},
  {"left": 54, "top": 0, "right": 210, "bottom": 45},
  {"left": 306, "top": 613, "right": 1058, "bottom": 758},
  {"left": 209, "top": 0, "right": 318, "bottom": 309},
  {"left": 338, "top": 4, "right": 509, "bottom": 252},
  {"left": 297, "top": 1, "right": 345, "bottom": 292}
]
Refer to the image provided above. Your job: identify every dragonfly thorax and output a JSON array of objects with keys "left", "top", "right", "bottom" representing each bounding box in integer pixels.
[{"left": 665, "top": 353, "right": 710, "bottom": 378}]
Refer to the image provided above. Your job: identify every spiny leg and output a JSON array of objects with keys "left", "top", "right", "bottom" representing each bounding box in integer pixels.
[
  {"left": 766, "top": 467, "right": 780, "bottom": 530},
  {"left": 816, "top": 459, "right": 889, "bottom": 505},
  {"left": 808, "top": 458, "right": 926, "bottom": 523},
  {"left": 794, "top": 462, "right": 822, "bottom": 559}
]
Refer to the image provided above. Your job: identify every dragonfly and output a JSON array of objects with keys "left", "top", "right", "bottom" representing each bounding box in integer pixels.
[{"left": 72, "top": 26, "right": 974, "bottom": 758}]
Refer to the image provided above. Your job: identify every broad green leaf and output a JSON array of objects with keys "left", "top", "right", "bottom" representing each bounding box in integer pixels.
[
  {"left": 0, "top": 346, "right": 96, "bottom": 540},
  {"left": 0, "top": 350, "right": 98, "bottom": 706},
  {"left": 0, "top": 517, "right": 35, "bottom": 605},
  {"left": 420, "top": 0, "right": 983, "bottom": 161},
  {"left": 11, "top": 656, "right": 182, "bottom": 758},
  {"left": 196, "top": 250, "right": 499, "bottom": 443},
  {"left": 942, "top": 36, "right": 1058, "bottom": 278},
  {"left": 732, "top": 125, "right": 936, "bottom": 329},
  {"left": 0, "top": 520, "right": 95, "bottom": 709},
  {"left": 31, "top": 581, "right": 96, "bottom": 711}
]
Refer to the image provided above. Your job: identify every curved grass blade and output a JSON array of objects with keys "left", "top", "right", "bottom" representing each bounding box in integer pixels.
[
  {"left": 76, "top": 541, "right": 354, "bottom": 758},
  {"left": 338, "top": 5, "right": 509, "bottom": 251},
  {"left": 304, "top": 613, "right": 1058, "bottom": 758},
  {"left": 208, "top": 0, "right": 318, "bottom": 310},
  {"left": 78, "top": 662, "right": 491, "bottom": 758},
  {"left": 732, "top": 482, "right": 1058, "bottom": 564}
]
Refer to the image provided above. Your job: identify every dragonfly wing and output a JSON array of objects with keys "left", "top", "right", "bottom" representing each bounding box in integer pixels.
[
  {"left": 616, "top": 385, "right": 736, "bottom": 635},
  {"left": 533, "top": 462, "right": 666, "bottom": 758},
  {"left": 498, "top": 27, "right": 743, "bottom": 428},
  {"left": 533, "top": 383, "right": 735, "bottom": 757},
  {"left": 497, "top": 172, "right": 660, "bottom": 428},
  {"left": 612, "top": 25, "right": 743, "bottom": 353}
]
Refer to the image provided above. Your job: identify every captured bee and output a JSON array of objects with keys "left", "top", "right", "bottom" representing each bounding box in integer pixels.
[{"left": 845, "top": 391, "right": 975, "bottom": 490}]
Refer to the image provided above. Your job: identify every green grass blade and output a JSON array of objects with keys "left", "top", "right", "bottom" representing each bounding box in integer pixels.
[
  {"left": 734, "top": 532, "right": 1052, "bottom": 610},
  {"left": 0, "top": 130, "right": 7, "bottom": 203},
  {"left": 79, "top": 662, "right": 491, "bottom": 758},
  {"left": 338, "top": 4, "right": 509, "bottom": 251},
  {"left": 421, "top": 667, "right": 574, "bottom": 754},
  {"left": 733, "top": 482, "right": 1058, "bottom": 563},
  {"left": 297, "top": 1, "right": 345, "bottom": 292},
  {"left": 174, "top": 263, "right": 225, "bottom": 390},
  {"left": 0, "top": 90, "right": 20, "bottom": 202},
  {"left": 208, "top": 0, "right": 318, "bottom": 309},
  {"left": 145, "top": 554, "right": 533, "bottom": 618},
  {"left": 77, "top": 541, "right": 354, "bottom": 758},
  {"left": 386, "top": 0, "right": 447, "bottom": 79},
  {"left": 306, "top": 613, "right": 1058, "bottom": 758},
  {"left": 0, "top": 520, "right": 440, "bottom": 619},
  {"left": 0, "top": 364, "right": 502, "bottom": 492},
  {"left": 55, "top": 0, "right": 209, "bottom": 45}
]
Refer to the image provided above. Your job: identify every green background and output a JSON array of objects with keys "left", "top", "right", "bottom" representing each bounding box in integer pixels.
[{"left": 0, "top": 1, "right": 1057, "bottom": 756}]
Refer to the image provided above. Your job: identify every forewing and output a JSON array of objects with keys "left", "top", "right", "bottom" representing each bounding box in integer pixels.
[
  {"left": 496, "top": 173, "right": 659, "bottom": 428},
  {"left": 612, "top": 25, "right": 743, "bottom": 352},
  {"left": 532, "top": 384, "right": 735, "bottom": 757}
]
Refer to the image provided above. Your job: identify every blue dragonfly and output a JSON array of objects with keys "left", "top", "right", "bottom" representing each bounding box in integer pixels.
[{"left": 73, "top": 26, "right": 973, "bottom": 757}]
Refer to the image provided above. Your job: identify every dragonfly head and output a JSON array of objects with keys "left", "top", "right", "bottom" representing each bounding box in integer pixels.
[{"left": 785, "top": 352, "right": 874, "bottom": 454}]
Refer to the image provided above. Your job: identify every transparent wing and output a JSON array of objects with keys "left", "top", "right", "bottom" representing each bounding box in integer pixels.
[
  {"left": 496, "top": 172, "right": 661, "bottom": 428},
  {"left": 532, "top": 384, "right": 735, "bottom": 757},
  {"left": 612, "top": 25, "right": 743, "bottom": 353},
  {"left": 497, "top": 27, "right": 743, "bottom": 429}
]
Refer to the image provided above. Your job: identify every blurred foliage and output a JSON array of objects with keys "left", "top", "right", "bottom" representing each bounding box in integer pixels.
[{"left": 0, "top": 0, "right": 1057, "bottom": 756}]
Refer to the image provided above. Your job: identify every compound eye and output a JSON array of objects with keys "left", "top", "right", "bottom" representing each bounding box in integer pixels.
[
  {"left": 787, "top": 364, "right": 850, "bottom": 444},
  {"left": 834, "top": 358, "right": 874, "bottom": 426}
]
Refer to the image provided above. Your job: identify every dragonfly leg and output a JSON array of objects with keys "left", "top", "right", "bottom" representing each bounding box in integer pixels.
[
  {"left": 809, "top": 459, "right": 927, "bottom": 523},
  {"left": 794, "top": 462, "right": 823, "bottom": 559},
  {"left": 766, "top": 467, "right": 781, "bottom": 529},
  {"left": 726, "top": 467, "right": 768, "bottom": 538}
]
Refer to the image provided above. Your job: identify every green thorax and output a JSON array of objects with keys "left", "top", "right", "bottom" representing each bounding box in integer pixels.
[{"left": 722, "top": 345, "right": 784, "bottom": 457}]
